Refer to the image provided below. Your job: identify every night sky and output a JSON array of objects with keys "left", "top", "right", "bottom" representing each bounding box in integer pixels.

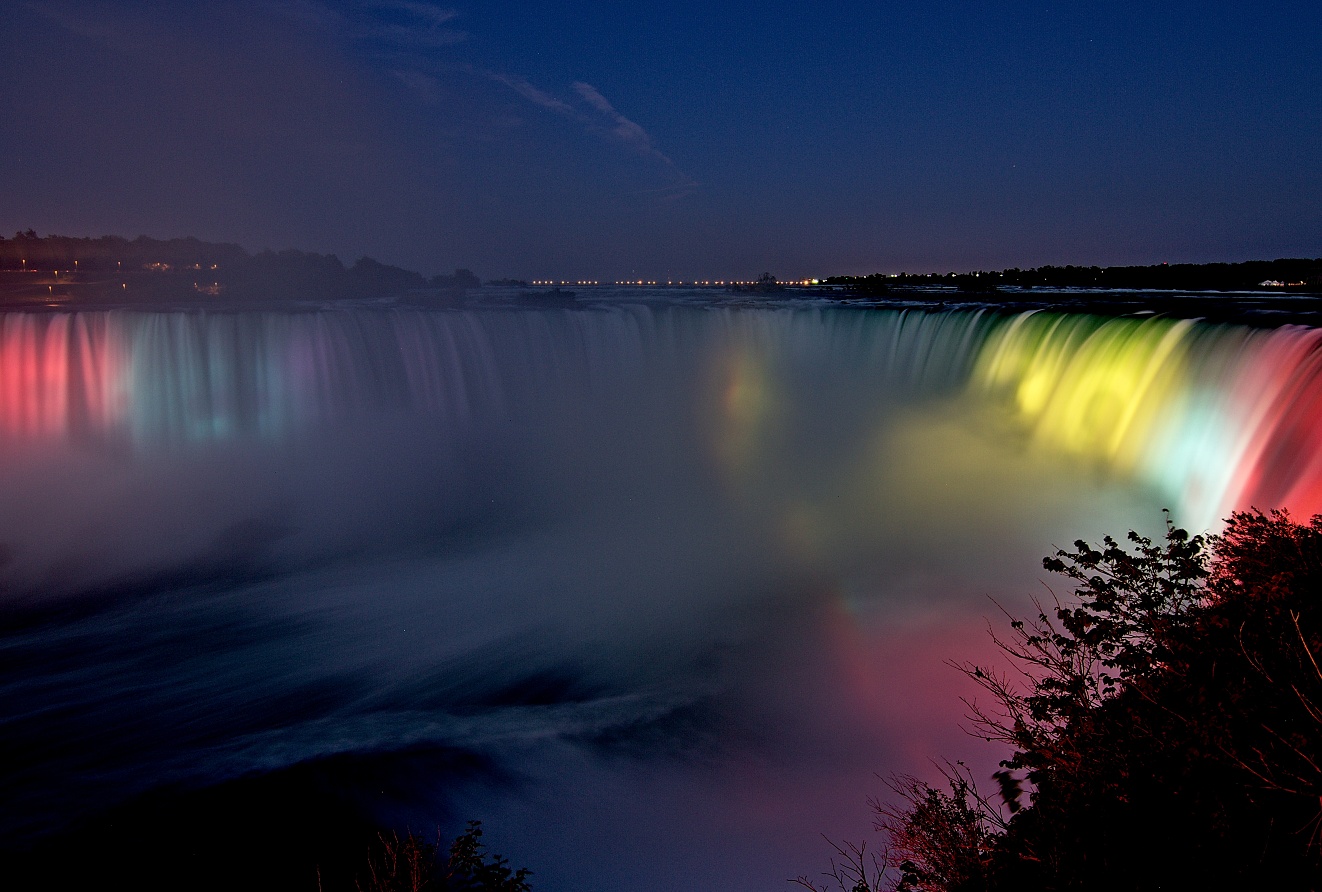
[{"left": 2, "top": 0, "right": 1319, "bottom": 280}]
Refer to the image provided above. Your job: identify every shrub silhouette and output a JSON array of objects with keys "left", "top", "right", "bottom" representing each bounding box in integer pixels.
[
  {"left": 804, "top": 509, "right": 1322, "bottom": 891},
  {"left": 356, "top": 821, "right": 532, "bottom": 892}
]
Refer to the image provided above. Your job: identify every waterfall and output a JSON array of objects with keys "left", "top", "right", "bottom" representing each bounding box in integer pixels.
[
  {"left": 971, "top": 311, "right": 1322, "bottom": 526},
  {"left": 4, "top": 301, "right": 1321, "bottom": 891},
  {"left": 3, "top": 305, "right": 1318, "bottom": 527}
]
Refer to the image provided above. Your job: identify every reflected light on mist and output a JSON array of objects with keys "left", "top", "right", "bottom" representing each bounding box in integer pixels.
[{"left": 3, "top": 303, "right": 1322, "bottom": 890}]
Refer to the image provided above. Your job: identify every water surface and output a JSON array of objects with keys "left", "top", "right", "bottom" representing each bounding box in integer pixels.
[{"left": 3, "top": 298, "right": 1318, "bottom": 888}]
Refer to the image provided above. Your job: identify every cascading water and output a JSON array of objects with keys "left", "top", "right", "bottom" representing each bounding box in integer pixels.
[
  {"left": 972, "top": 311, "right": 1322, "bottom": 528},
  {"left": 2, "top": 301, "right": 1318, "bottom": 890}
]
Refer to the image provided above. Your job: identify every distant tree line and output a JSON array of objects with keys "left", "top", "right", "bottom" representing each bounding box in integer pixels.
[
  {"left": 0, "top": 230, "right": 479, "bottom": 302},
  {"left": 0, "top": 230, "right": 249, "bottom": 271},
  {"left": 799, "top": 510, "right": 1322, "bottom": 891},
  {"left": 826, "top": 258, "right": 1322, "bottom": 295}
]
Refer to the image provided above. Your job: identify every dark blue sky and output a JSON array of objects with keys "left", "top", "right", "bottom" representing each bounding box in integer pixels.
[{"left": 2, "top": 1, "right": 1319, "bottom": 279}]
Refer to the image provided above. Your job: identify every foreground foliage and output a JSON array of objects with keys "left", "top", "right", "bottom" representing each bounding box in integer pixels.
[
  {"left": 801, "top": 509, "right": 1322, "bottom": 891},
  {"left": 355, "top": 821, "right": 532, "bottom": 892}
]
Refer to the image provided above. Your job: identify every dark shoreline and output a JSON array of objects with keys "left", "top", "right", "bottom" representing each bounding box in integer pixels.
[
  {"left": 4, "top": 275, "right": 1321, "bottom": 330},
  {"left": 2, "top": 232, "right": 1319, "bottom": 325}
]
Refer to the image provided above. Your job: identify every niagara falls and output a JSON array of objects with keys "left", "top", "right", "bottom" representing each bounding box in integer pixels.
[
  {"left": 3, "top": 296, "right": 1321, "bottom": 888},
  {"left": 4, "top": 0, "right": 1322, "bottom": 888}
]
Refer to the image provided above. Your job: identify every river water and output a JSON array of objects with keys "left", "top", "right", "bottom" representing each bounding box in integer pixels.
[{"left": 3, "top": 293, "right": 1319, "bottom": 888}]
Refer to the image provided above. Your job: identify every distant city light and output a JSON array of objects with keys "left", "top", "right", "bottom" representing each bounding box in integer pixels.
[{"left": 524, "top": 278, "right": 832, "bottom": 289}]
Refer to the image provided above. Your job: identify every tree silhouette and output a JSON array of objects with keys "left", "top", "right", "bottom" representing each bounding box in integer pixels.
[
  {"left": 356, "top": 821, "right": 532, "bottom": 892},
  {"left": 831, "top": 510, "right": 1322, "bottom": 891}
]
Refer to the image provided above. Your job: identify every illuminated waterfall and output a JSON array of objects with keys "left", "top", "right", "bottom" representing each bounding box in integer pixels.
[
  {"left": 5, "top": 301, "right": 1322, "bottom": 890},
  {"left": 2, "top": 306, "right": 1321, "bottom": 527},
  {"left": 972, "top": 312, "right": 1322, "bottom": 526}
]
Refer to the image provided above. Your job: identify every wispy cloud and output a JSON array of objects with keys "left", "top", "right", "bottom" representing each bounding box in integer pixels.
[
  {"left": 276, "top": 0, "right": 466, "bottom": 47},
  {"left": 277, "top": 2, "right": 697, "bottom": 199},
  {"left": 368, "top": 1, "right": 465, "bottom": 48},
  {"left": 490, "top": 73, "right": 699, "bottom": 200},
  {"left": 487, "top": 72, "right": 577, "bottom": 116},
  {"left": 370, "top": 0, "right": 457, "bottom": 27},
  {"left": 572, "top": 82, "right": 655, "bottom": 153}
]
